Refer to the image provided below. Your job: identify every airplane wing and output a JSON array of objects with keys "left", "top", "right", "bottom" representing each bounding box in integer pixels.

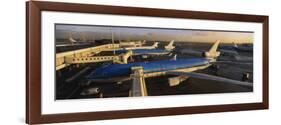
[{"left": 167, "top": 71, "right": 253, "bottom": 87}]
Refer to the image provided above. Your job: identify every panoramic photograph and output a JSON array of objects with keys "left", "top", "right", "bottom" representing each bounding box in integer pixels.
[{"left": 55, "top": 24, "right": 254, "bottom": 100}]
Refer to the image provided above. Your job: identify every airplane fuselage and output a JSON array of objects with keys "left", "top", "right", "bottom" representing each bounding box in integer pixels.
[
  {"left": 124, "top": 46, "right": 156, "bottom": 50},
  {"left": 86, "top": 58, "right": 211, "bottom": 82},
  {"left": 119, "top": 41, "right": 143, "bottom": 47},
  {"left": 115, "top": 49, "right": 171, "bottom": 56},
  {"left": 219, "top": 45, "right": 253, "bottom": 53}
]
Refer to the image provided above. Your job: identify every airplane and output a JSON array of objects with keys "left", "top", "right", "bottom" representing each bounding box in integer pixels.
[
  {"left": 219, "top": 42, "right": 253, "bottom": 55},
  {"left": 122, "top": 42, "right": 159, "bottom": 50},
  {"left": 56, "top": 33, "right": 91, "bottom": 47},
  {"left": 86, "top": 40, "right": 252, "bottom": 96},
  {"left": 119, "top": 40, "right": 145, "bottom": 47},
  {"left": 115, "top": 40, "right": 175, "bottom": 56}
]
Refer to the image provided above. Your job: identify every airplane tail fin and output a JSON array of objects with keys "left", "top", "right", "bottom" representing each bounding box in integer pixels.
[
  {"left": 142, "top": 40, "right": 146, "bottom": 44},
  {"left": 69, "top": 37, "right": 77, "bottom": 43},
  {"left": 203, "top": 40, "right": 220, "bottom": 59},
  {"left": 165, "top": 40, "right": 175, "bottom": 51},
  {"left": 171, "top": 54, "right": 177, "bottom": 60},
  {"left": 152, "top": 42, "right": 159, "bottom": 48},
  {"left": 233, "top": 42, "right": 238, "bottom": 48}
]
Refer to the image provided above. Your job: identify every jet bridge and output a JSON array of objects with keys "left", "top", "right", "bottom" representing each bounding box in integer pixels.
[
  {"left": 56, "top": 44, "right": 132, "bottom": 70},
  {"left": 129, "top": 67, "right": 148, "bottom": 97}
]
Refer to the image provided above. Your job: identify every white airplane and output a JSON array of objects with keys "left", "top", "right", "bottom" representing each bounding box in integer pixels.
[
  {"left": 56, "top": 36, "right": 90, "bottom": 47},
  {"left": 123, "top": 42, "right": 159, "bottom": 50},
  {"left": 119, "top": 40, "right": 145, "bottom": 47}
]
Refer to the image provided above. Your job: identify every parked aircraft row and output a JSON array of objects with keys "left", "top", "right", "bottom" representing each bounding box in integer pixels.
[{"left": 83, "top": 41, "right": 252, "bottom": 96}]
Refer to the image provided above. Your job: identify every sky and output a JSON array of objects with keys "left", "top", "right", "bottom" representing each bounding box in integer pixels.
[{"left": 55, "top": 24, "right": 254, "bottom": 44}]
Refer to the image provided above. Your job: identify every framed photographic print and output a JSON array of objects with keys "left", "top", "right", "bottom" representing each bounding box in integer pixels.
[{"left": 26, "top": 1, "right": 269, "bottom": 124}]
